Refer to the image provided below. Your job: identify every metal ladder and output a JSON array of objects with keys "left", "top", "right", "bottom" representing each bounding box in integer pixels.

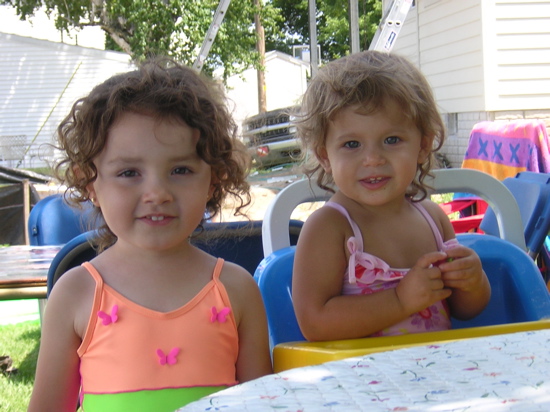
[
  {"left": 193, "top": 0, "right": 232, "bottom": 72},
  {"left": 369, "top": 0, "right": 413, "bottom": 52}
]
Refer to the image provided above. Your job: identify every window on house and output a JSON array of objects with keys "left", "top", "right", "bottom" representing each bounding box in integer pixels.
[{"left": 444, "top": 113, "right": 458, "bottom": 136}]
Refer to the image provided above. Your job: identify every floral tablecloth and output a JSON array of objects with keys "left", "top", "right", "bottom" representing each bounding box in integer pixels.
[{"left": 178, "top": 329, "right": 550, "bottom": 411}]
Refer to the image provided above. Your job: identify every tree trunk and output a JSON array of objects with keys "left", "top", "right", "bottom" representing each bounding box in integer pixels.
[{"left": 254, "top": 0, "right": 267, "bottom": 113}]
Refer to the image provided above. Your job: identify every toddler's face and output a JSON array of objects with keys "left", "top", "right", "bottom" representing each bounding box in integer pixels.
[
  {"left": 318, "top": 100, "right": 428, "bottom": 208},
  {"left": 88, "top": 112, "right": 213, "bottom": 252}
]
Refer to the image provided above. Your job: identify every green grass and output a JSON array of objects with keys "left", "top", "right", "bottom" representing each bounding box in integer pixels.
[
  {"left": 0, "top": 320, "right": 41, "bottom": 412},
  {"left": 431, "top": 192, "right": 454, "bottom": 204}
]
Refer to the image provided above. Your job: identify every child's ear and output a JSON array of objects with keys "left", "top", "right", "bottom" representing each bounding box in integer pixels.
[
  {"left": 317, "top": 147, "right": 332, "bottom": 174},
  {"left": 86, "top": 183, "right": 99, "bottom": 206},
  {"left": 74, "top": 165, "right": 99, "bottom": 206},
  {"left": 418, "top": 136, "right": 433, "bottom": 164},
  {"left": 207, "top": 176, "right": 218, "bottom": 201}
]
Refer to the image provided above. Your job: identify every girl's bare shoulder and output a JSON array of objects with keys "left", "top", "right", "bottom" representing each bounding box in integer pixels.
[
  {"left": 419, "top": 198, "right": 445, "bottom": 215},
  {"left": 302, "top": 202, "right": 350, "bottom": 232},
  {"left": 49, "top": 264, "right": 96, "bottom": 301},
  {"left": 218, "top": 259, "right": 260, "bottom": 302},
  {"left": 418, "top": 198, "right": 456, "bottom": 240},
  {"left": 218, "top": 260, "right": 263, "bottom": 322},
  {"left": 46, "top": 264, "right": 97, "bottom": 337}
]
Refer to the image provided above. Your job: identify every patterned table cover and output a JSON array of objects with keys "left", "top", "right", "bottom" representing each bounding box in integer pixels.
[{"left": 178, "top": 329, "right": 550, "bottom": 411}]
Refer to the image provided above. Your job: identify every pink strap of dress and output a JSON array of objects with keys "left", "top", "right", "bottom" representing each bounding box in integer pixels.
[{"left": 324, "top": 201, "right": 458, "bottom": 284}]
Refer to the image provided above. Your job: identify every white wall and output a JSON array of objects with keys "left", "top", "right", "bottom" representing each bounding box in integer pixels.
[
  {"left": 1, "top": 5, "right": 105, "bottom": 50},
  {"left": 488, "top": 0, "right": 550, "bottom": 111},
  {"left": 0, "top": 33, "right": 131, "bottom": 169},
  {"left": 393, "top": 0, "right": 486, "bottom": 114},
  {"left": 392, "top": 0, "right": 550, "bottom": 114},
  {"left": 386, "top": 0, "right": 550, "bottom": 168},
  {"left": 420, "top": 0, "right": 484, "bottom": 114}
]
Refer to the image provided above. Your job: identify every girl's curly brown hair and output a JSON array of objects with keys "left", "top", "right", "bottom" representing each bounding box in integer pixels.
[
  {"left": 55, "top": 57, "right": 251, "bottom": 251},
  {"left": 296, "top": 50, "right": 446, "bottom": 201}
]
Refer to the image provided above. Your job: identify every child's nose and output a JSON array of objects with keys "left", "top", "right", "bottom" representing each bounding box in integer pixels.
[
  {"left": 362, "top": 147, "right": 385, "bottom": 166},
  {"left": 142, "top": 177, "right": 173, "bottom": 204}
]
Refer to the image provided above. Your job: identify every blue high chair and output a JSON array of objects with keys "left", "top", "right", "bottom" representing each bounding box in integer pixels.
[
  {"left": 254, "top": 169, "right": 550, "bottom": 370},
  {"left": 480, "top": 172, "right": 550, "bottom": 283},
  {"left": 28, "top": 194, "right": 94, "bottom": 246}
]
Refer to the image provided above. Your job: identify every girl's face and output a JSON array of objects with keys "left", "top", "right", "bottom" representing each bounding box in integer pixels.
[
  {"left": 319, "top": 99, "right": 429, "bottom": 209},
  {"left": 88, "top": 112, "right": 214, "bottom": 253}
]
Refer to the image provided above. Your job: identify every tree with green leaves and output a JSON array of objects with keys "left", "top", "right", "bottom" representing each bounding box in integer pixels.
[
  {"left": 3, "top": 0, "right": 381, "bottom": 77},
  {"left": 269, "top": 0, "right": 382, "bottom": 62},
  {"left": 2, "top": 0, "right": 285, "bottom": 79}
]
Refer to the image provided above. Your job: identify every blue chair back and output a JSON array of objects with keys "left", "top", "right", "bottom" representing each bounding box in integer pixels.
[
  {"left": 480, "top": 172, "right": 550, "bottom": 258},
  {"left": 255, "top": 234, "right": 550, "bottom": 347},
  {"left": 28, "top": 194, "right": 94, "bottom": 245},
  {"left": 47, "top": 231, "right": 98, "bottom": 296},
  {"left": 191, "top": 220, "right": 302, "bottom": 275},
  {"left": 254, "top": 247, "right": 304, "bottom": 347},
  {"left": 452, "top": 234, "right": 550, "bottom": 328}
]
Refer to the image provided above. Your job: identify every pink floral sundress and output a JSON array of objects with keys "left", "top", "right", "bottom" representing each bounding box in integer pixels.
[{"left": 325, "top": 201, "right": 459, "bottom": 337}]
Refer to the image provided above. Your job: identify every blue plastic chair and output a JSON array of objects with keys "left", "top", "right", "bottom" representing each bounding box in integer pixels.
[
  {"left": 256, "top": 169, "right": 548, "bottom": 348},
  {"left": 46, "top": 231, "right": 98, "bottom": 297},
  {"left": 480, "top": 171, "right": 550, "bottom": 260},
  {"left": 254, "top": 246, "right": 304, "bottom": 346},
  {"left": 28, "top": 194, "right": 94, "bottom": 245},
  {"left": 254, "top": 235, "right": 550, "bottom": 347},
  {"left": 191, "top": 220, "right": 302, "bottom": 275}
]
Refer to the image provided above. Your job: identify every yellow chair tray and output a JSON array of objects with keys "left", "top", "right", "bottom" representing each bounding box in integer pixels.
[{"left": 273, "top": 319, "right": 550, "bottom": 372}]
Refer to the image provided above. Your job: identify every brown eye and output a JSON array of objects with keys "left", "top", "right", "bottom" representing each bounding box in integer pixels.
[
  {"left": 118, "top": 170, "right": 138, "bottom": 177},
  {"left": 173, "top": 167, "right": 191, "bottom": 175},
  {"left": 384, "top": 136, "right": 400, "bottom": 145},
  {"left": 344, "top": 141, "right": 360, "bottom": 149}
]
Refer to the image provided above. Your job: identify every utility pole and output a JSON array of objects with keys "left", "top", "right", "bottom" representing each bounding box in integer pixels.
[
  {"left": 254, "top": 0, "right": 267, "bottom": 113},
  {"left": 349, "top": 0, "right": 360, "bottom": 53},
  {"left": 308, "top": 0, "right": 319, "bottom": 77}
]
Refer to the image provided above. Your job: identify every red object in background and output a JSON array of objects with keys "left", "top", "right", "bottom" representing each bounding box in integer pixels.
[
  {"left": 256, "top": 146, "right": 269, "bottom": 157},
  {"left": 439, "top": 198, "right": 488, "bottom": 234}
]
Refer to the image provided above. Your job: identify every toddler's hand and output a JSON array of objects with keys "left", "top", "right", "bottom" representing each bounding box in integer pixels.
[
  {"left": 395, "top": 252, "right": 452, "bottom": 315},
  {"left": 437, "top": 245, "right": 484, "bottom": 292}
]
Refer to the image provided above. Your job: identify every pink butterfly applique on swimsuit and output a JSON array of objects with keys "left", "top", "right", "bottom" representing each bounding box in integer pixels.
[
  {"left": 156, "top": 347, "right": 180, "bottom": 365},
  {"left": 97, "top": 305, "right": 118, "bottom": 326},
  {"left": 210, "top": 306, "right": 231, "bottom": 323}
]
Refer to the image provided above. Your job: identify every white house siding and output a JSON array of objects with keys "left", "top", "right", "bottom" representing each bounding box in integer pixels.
[
  {"left": 0, "top": 33, "right": 132, "bottom": 169},
  {"left": 490, "top": 0, "right": 550, "bottom": 111},
  {"left": 416, "top": 0, "right": 485, "bottom": 114},
  {"left": 388, "top": 0, "right": 550, "bottom": 168}
]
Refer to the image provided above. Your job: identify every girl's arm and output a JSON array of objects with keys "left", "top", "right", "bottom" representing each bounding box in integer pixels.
[
  {"left": 292, "top": 207, "right": 451, "bottom": 341},
  {"left": 28, "top": 270, "right": 89, "bottom": 412},
  {"left": 425, "top": 200, "right": 491, "bottom": 320},
  {"left": 222, "top": 263, "right": 272, "bottom": 382}
]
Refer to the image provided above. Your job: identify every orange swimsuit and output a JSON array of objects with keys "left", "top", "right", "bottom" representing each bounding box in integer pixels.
[{"left": 77, "top": 259, "right": 239, "bottom": 411}]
